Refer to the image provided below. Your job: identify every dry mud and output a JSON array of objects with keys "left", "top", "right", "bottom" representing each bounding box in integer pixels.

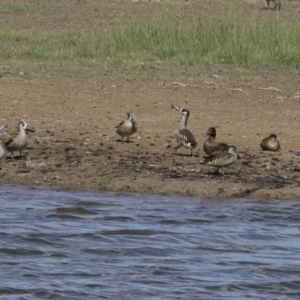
[{"left": 0, "top": 0, "right": 300, "bottom": 199}]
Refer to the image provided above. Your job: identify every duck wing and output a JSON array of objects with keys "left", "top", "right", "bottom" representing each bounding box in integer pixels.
[
  {"left": 5, "top": 136, "right": 15, "bottom": 146},
  {"left": 203, "top": 136, "right": 230, "bottom": 155},
  {"left": 203, "top": 152, "right": 236, "bottom": 168},
  {"left": 178, "top": 128, "right": 197, "bottom": 147},
  {"left": 115, "top": 120, "right": 124, "bottom": 129}
]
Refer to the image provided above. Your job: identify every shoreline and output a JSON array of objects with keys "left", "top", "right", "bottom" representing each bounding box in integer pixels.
[
  {"left": 1, "top": 68, "right": 300, "bottom": 201},
  {"left": 2, "top": 155, "right": 300, "bottom": 200}
]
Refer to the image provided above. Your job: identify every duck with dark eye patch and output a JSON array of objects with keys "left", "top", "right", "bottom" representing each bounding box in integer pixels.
[
  {"left": 5, "top": 120, "right": 35, "bottom": 158},
  {"left": 171, "top": 104, "right": 198, "bottom": 156},
  {"left": 115, "top": 112, "right": 137, "bottom": 143},
  {"left": 260, "top": 134, "right": 280, "bottom": 152},
  {"left": 201, "top": 146, "right": 238, "bottom": 175}
]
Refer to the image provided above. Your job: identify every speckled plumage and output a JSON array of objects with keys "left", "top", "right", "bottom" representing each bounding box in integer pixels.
[
  {"left": 5, "top": 121, "right": 35, "bottom": 158},
  {"left": 201, "top": 146, "right": 238, "bottom": 174},
  {"left": 115, "top": 112, "right": 137, "bottom": 142},
  {"left": 171, "top": 104, "right": 197, "bottom": 156}
]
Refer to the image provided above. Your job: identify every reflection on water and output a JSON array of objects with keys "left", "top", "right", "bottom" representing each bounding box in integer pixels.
[{"left": 0, "top": 185, "right": 300, "bottom": 299}]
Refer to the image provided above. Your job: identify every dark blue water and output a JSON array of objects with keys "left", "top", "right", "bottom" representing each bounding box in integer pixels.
[{"left": 0, "top": 185, "right": 300, "bottom": 299}]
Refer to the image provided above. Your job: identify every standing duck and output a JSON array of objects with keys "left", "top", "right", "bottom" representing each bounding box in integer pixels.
[
  {"left": 5, "top": 120, "right": 35, "bottom": 158},
  {"left": 0, "top": 124, "right": 8, "bottom": 159},
  {"left": 171, "top": 104, "right": 198, "bottom": 156},
  {"left": 201, "top": 146, "right": 238, "bottom": 174},
  {"left": 203, "top": 127, "right": 231, "bottom": 156},
  {"left": 260, "top": 134, "right": 280, "bottom": 152},
  {"left": 266, "top": 0, "right": 281, "bottom": 10},
  {"left": 115, "top": 112, "right": 137, "bottom": 143}
]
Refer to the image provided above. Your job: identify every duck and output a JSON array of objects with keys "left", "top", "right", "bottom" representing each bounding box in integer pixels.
[
  {"left": 171, "top": 104, "right": 198, "bottom": 156},
  {"left": 266, "top": 0, "right": 281, "bottom": 10},
  {"left": 0, "top": 124, "right": 8, "bottom": 159},
  {"left": 115, "top": 112, "right": 137, "bottom": 143},
  {"left": 201, "top": 146, "right": 238, "bottom": 174},
  {"left": 203, "top": 127, "right": 231, "bottom": 156},
  {"left": 5, "top": 120, "right": 35, "bottom": 158},
  {"left": 260, "top": 134, "right": 280, "bottom": 152}
]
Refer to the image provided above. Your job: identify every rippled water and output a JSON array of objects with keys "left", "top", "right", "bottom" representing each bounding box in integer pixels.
[{"left": 1, "top": 185, "right": 300, "bottom": 299}]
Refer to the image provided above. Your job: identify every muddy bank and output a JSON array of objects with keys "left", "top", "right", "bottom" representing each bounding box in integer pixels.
[
  {"left": 1, "top": 0, "right": 300, "bottom": 199},
  {"left": 1, "top": 68, "right": 300, "bottom": 200}
]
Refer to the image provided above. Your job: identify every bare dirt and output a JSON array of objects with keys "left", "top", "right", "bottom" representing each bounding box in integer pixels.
[{"left": 1, "top": 0, "right": 300, "bottom": 199}]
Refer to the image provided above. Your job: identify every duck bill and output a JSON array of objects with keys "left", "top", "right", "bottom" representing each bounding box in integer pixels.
[
  {"left": 25, "top": 125, "right": 35, "bottom": 133},
  {"left": 0, "top": 124, "right": 8, "bottom": 132},
  {"left": 171, "top": 104, "right": 181, "bottom": 112},
  {"left": 204, "top": 128, "right": 212, "bottom": 137}
]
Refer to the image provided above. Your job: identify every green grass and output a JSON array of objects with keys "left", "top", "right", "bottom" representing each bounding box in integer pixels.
[
  {"left": 0, "top": 12, "right": 300, "bottom": 69},
  {"left": 0, "top": 2, "right": 30, "bottom": 14}
]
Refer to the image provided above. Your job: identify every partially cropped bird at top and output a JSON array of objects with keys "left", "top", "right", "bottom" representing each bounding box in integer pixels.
[
  {"left": 260, "top": 134, "right": 280, "bottom": 152},
  {"left": 200, "top": 146, "right": 238, "bottom": 175},
  {"left": 171, "top": 104, "right": 198, "bottom": 156},
  {"left": 5, "top": 120, "right": 35, "bottom": 158},
  {"left": 266, "top": 0, "right": 281, "bottom": 10},
  {"left": 115, "top": 112, "right": 137, "bottom": 143}
]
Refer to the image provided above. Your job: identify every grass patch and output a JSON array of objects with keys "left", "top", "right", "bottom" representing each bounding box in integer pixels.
[
  {"left": 0, "top": 2, "right": 30, "bottom": 14},
  {"left": 0, "top": 11, "right": 300, "bottom": 69}
]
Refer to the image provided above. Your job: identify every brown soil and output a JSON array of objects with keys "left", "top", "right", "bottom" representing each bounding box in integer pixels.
[{"left": 1, "top": 0, "right": 300, "bottom": 199}]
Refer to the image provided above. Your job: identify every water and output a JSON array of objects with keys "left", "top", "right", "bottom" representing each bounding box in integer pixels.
[{"left": 0, "top": 185, "right": 300, "bottom": 300}]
